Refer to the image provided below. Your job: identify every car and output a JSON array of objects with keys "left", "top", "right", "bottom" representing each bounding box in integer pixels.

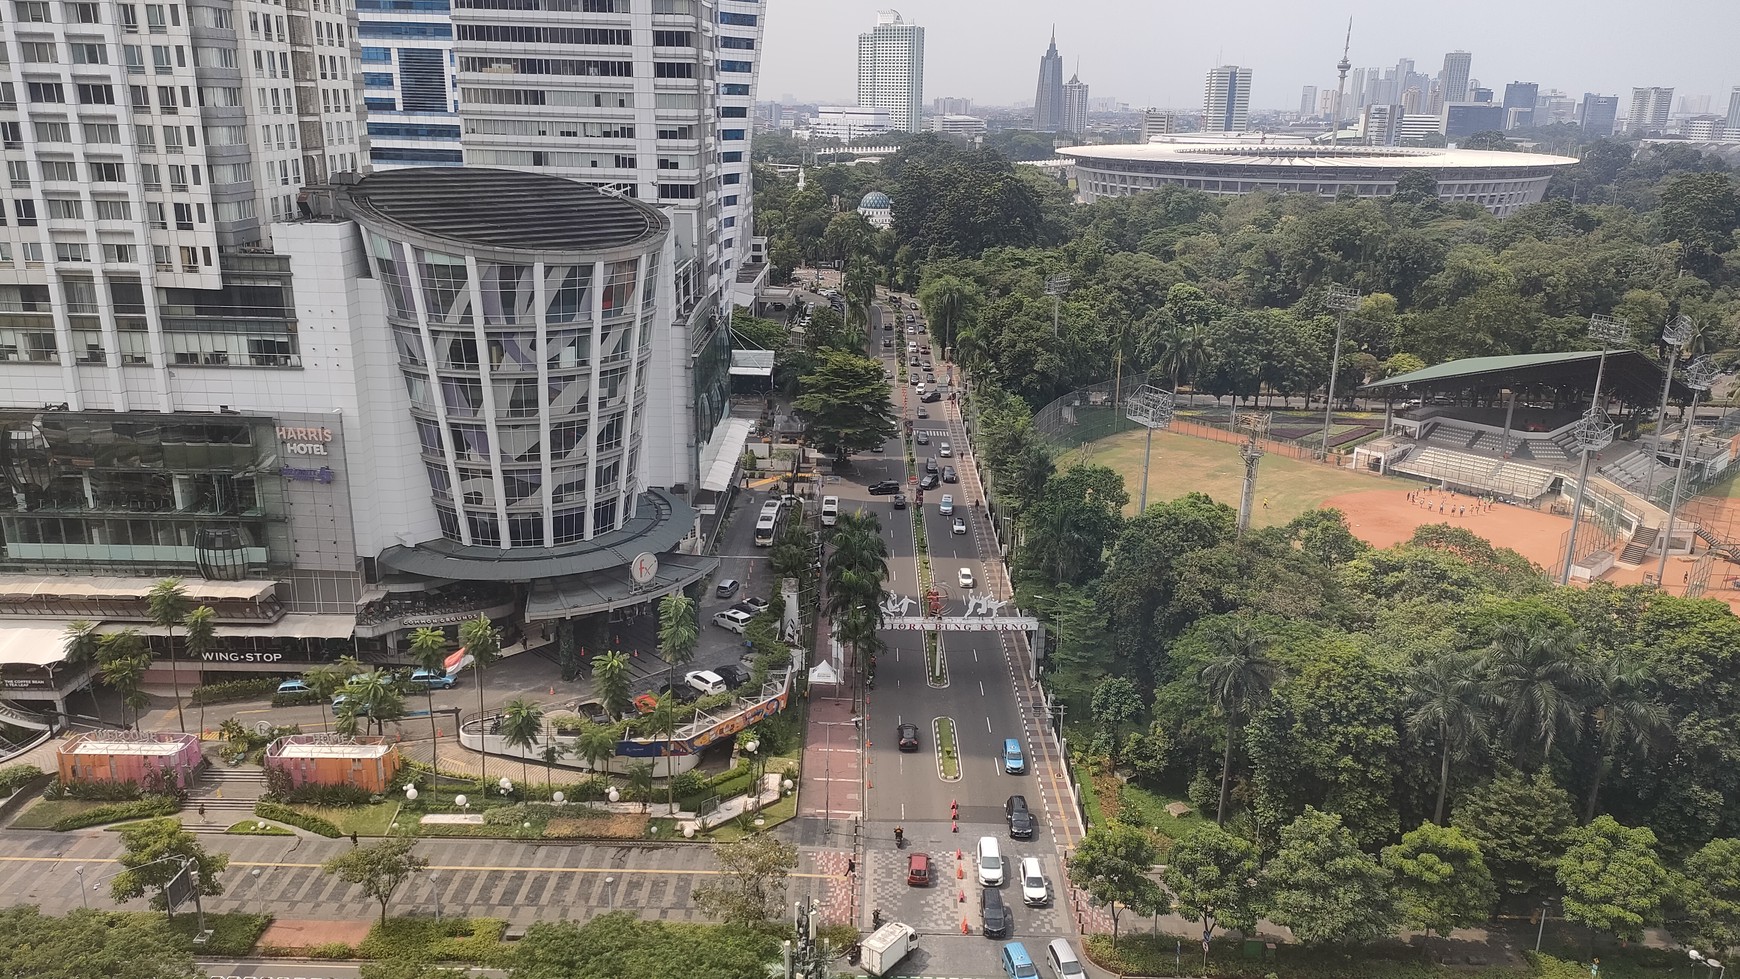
[
  {"left": 685, "top": 669, "right": 728, "bottom": 696},
  {"left": 276, "top": 678, "right": 310, "bottom": 695},
  {"left": 921, "top": 360, "right": 932, "bottom": 370},
  {"left": 916, "top": 406, "right": 929, "bottom": 418},
  {"left": 884, "top": 369, "right": 895, "bottom": 380},
  {"left": 906, "top": 313, "right": 916, "bottom": 323},
  {"left": 736, "top": 596, "right": 771, "bottom": 615},
  {"left": 942, "top": 466, "right": 958, "bottom": 483},
  {"left": 919, "top": 473, "right": 940, "bottom": 490},
  {"left": 715, "top": 578, "right": 741, "bottom": 599},
  {"left": 712, "top": 608, "right": 754, "bottom": 633},
  {"left": 883, "top": 320, "right": 894, "bottom": 330},
  {"left": 976, "top": 836, "right": 1004, "bottom": 887},
  {"left": 939, "top": 494, "right": 954, "bottom": 515},
  {"left": 909, "top": 356, "right": 920, "bottom": 366},
  {"left": 331, "top": 693, "right": 368, "bottom": 715},
  {"left": 925, "top": 458, "right": 939, "bottom": 474},
  {"left": 655, "top": 681, "right": 701, "bottom": 704},
  {"left": 869, "top": 480, "right": 900, "bottom": 495},
  {"left": 906, "top": 326, "right": 917, "bottom": 335},
  {"left": 1007, "top": 795, "right": 1035, "bottom": 838},
  {"left": 882, "top": 337, "right": 893, "bottom": 347},
  {"left": 1046, "top": 940, "right": 1086, "bottom": 979},
  {"left": 1003, "top": 737, "right": 1027, "bottom": 774},
  {"left": 820, "top": 495, "right": 840, "bottom": 527},
  {"left": 409, "top": 669, "right": 457, "bottom": 690},
  {"left": 981, "top": 885, "right": 1013, "bottom": 937},
  {"left": 1002, "top": 943, "right": 1039, "bottom": 979},
  {"left": 939, "top": 441, "right": 953, "bottom": 458},
  {"left": 915, "top": 324, "right": 926, "bottom": 334},
  {"left": 1019, "top": 857, "right": 1050, "bottom": 906},
  {"left": 953, "top": 516, "right": 968, "bottom": 535},
  {"left": 898, "top": 722, "right": 920, "bottom": 751},
  {"left": 915, "top": 431, "right": 930, "bottom": 445},
  {"left": 958, "top": 567, "right": 975, "bottom": 588},
  {"left": 907, "top": 851, "right": 931, "bottom": 886},
  {"left": 921, "top": 344, "right": 932, "bottom": 354},
  {"left": 715, "top": 664, "right": 752, "bottom": 689},
  {"left": 892, "top": 493, "right": 908, "bottom": 509},
  {"left": 910, "top": 376, "right": 921, "bottom": 386},
  {"left": 921, "top": 390, "right": 942, "bottom": 403}
]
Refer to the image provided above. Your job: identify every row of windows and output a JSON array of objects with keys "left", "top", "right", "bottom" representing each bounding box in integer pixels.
[
  {"left": 355, "top": 0, "right": 448, "bottom": 9},
  {"left": 367, "top": 121, "right": 461, "bottom": 140},
  {"left": 457, "top": 57, "right": 633, "bottom": 77},
  {"left": 452, "top": 0, "right": 617, "bottom": 9},
  {"left": 356, "top": 20, "right": 451, "bottom": 39},
  {"left": 457, "top": 24, "right": 631, "bottom": 45},
  {"left": 718, "top": 11, "right": 757, "bottom": 26}
]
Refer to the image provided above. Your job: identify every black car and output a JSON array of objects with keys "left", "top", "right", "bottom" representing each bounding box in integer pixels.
[
  {"left": 942, "top": 466, "right": 958, "bottom": 484},
  {"left": 918, "top": 473, "right": 940, "bottom": 491},
  {"left": 892, "top": 493, "right": 908, "bottom": 509},
  {"left": 897, "top": 723, "right": 920, "bottom": 751},
  {"left": 1007, "top": 795, "right": 1035, "bottom": 839},
  {"left": 656, "top": 682, "right": 701, "bottom": 704},
  {"left": 869, "top": 480, "right": 900, "bottom": 495},
  {"left": 716, "top": 664, "right": 752, "bottom": 690},
  {"left": 921, "top": 390, "right": 942, "bottom": 404},
  {"left": 925, "top": 458, "right": 939, "bottom": 474},
  {"left": 738, "top": 596, "right": 770, "bottom": 615},
  {"left": 981, "top": 886, "right": 1012, "bottom": 938},
  {"left": 915, "top": 431, "right": 930, "bottom": 445}
]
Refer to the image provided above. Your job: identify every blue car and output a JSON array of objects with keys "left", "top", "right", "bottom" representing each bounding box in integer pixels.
[
  {"left": 331, "top": 693, "right": 370, "bottom": 716},
  {"left": 275, "top": 679, "right": 310, "bottom": 695},
  {"left": 408, "top": 669, "right": 457, "bottom": 690},
  {"left": 1003, "top": 738, "right": 1026, "bottom": 775}
]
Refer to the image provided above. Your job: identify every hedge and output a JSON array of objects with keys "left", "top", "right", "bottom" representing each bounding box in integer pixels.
[
  {"left": 357, "top": 917, "right": 508, "bottom": 966},
  {"left": 51, "top": 796, "right": 179, "bottom": 831},
  {"left": 271, "top": 690, "right": 323, "bottom": 708},
  {"left": 0, "top": 764, "right": 44, "bottom": 798},
  {"left": 190, "top": 677, "right": 280, "bottom": 706},
  {"left": 253, "top": 800, "right": 342, "bottom": 837}
]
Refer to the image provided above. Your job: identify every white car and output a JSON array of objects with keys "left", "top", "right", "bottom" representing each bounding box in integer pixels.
[
  {"left": 1020, "top": 856, "right": 1050, "bottom": 906},
  {"left": 976, "top": 836, "right": 1004, "bottom": 887},
  {"left": 938, "top": 494, "right": 954, "bottom": 515},
  {"left": 685, "top": 669, "right": 728, "bottom": 696},
  {"left": 958, "top": 567, "right": 975, "bottom": 589},
  {"left": 952, "top": 516, "right": 968, "bottom": 535}
]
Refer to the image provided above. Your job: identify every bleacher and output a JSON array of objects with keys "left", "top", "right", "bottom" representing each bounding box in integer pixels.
[
  {"left": 1424, "top": 422, "right": 1480, "bottom": 449},
  {"left": 1392, "top": 446, "right": 1559, "bottom": 500},
  {"left": 1598, "top": 447, "right": 1656, "bottom": 493}
]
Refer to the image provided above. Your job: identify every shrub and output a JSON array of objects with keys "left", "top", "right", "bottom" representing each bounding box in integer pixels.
[
  {"left": 271, "top": 690, "right": 322, "bottom": 708},
  {"left": 56, "top": 778, "right": 144, "bottom": 802},
  {"left": 50, "top": 795, "right": 179, "bottom": 830},
  {"left": 264, "top": 777, "right": 372, "bottom": 808},
  {"left": 358, "top": 917, "right": 508, "bottom": 965},
  {"left": 190, "top": 677, "right": 279, "bottom": 706},
  {"left": 160, "top": 911, "right": 272, "bottom": 956},
  {"left": 253, "top": 800, "right": 342, "bottom": 837},
  {"left": 669, "top": 769, "right": 707, "bottom": 800},
  {"left": 0, "top": 764, "right": 44, "bottom": 798}
]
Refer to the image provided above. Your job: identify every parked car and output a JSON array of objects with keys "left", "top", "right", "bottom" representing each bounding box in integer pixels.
[
  {"left": 655, "top": 681, "right": 701, "bottom": 704},
  {"left": 925, "top": 458, "right": 939, "bottom": 474},
  {"left": 898, "top": 723, "right": 920, "bottom": 751},
  {"left": 919, "top": 473, "right": 940, "bottom": 490},
  {"left": 869, "top": 480, "right": 900, "bottom": 495},
  {"left": 916, "top": 406, "right": 930, "bottom": 418},
  {"left": 408, "top": 669, "right": 457, "bottom": 690},
  {"left": 712, "top": 608, "right": 754, "bottom": 633},
  {"left": 921, "top": 390, "right": 942, "bottom": 403},
  {"left": 685, "top": 669, "right": 728, "bottom": 696},
  {"left": 715, "top": 664, "right": 752, "bottom": 690},
  {"left": 882, "top": 337, "right": 894, "bottom": 347},
  {"left": 981, "top": 887, "right": 1012, "bottom": 938},
  {"left": 906, "top": 852, "right": 931, "bottom": 887},
  {"left": 1007, "top": 795, "right": 1035, "bottom": 838},
  {"left": 1046, "top": 940, "right": 1086, "bottom": 979},
  {"left": 736, "top": 596, "right": 770, "bottom": 615},
  {"left": 715, "top": 578, "right": 741, "bottom": 599},
  {"left": 958, "top": 567, "right": 976, "bottom": 588},
  {"left": 276, "top": 679, "right": 310, "bottom": 695},
  {"left": 976, "top": 836, "right": 1004, "bottom": 887}
]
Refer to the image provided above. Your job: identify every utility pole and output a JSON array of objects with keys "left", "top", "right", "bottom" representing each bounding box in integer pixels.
[
  {"left": 1656, "top": 356, "right": 1721, "bottom": 590},
  {"left": 1044, "top": 275, "right": 1070, "bottom": 337},
  {"left": 1126, "top": 384, "right": 1177, "bottom": 511},
  {"left": 1644, "top": 314, "right": 1696, "bottom": 500}
]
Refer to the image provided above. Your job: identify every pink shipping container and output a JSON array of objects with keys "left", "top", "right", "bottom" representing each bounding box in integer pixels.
[
  {"left": 57, "top": 731, "right": 203, "bottom": 791},
  {"left": 264, "top": 735, "right": 400, "bottom": 793}
]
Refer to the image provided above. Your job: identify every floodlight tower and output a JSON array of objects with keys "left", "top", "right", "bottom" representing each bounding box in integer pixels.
[
  {"left": 1044, "top": 275, "right": 1070, "bottom": 337},
  {"left": 1319, "top": 285, "right": 1362, "bottom": 459},
  {"left": 1332, "top": 19, "right": 1352, "bottom": 147},
  {"left": 1656, "top": 355, "right": 1721, "bottom": 590},
  {"left": 1235, "top": 411, "right": 1270, "bottom": 537},
  {"left": 1126, "top": 384, "right": 1177, "bottom": 510},
  {"left": 1644, "top": 314, "right": 1696, "bottom": 499},
  {"left": 1558, "top": 313, "right": 1629, "bottom": 585}
]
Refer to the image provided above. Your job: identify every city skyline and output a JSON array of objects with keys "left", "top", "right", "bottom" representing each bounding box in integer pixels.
[{"left": 761, "top": 0, "right": 1740, "bottom": 113}]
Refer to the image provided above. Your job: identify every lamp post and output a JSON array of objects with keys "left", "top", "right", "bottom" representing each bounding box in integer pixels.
[
  {"left": 429, "top": 871, "right": 442, "bottom": 921},
  {"left": 1319, "top": 285, "right": 1362, "bottom": 461},
  {"left": 1559, "top": 314, "right": 1629, "bottom": 586},
  {"left": 604, "top": 875, "right": 617, "bottom": 911},
  {"left": 250, "top": 868, "right": 261, "bottom": 915},
  {"left": 1126, "top": 384, "right": 1176, "bottom": 510},
  {"left": 74, "top": 865, "right": 88, "bottom": 909},
  {"left": 1656, "top": 356, "right": 1720, "bottom": 590},
  {"left": 1645, "top": 314, "right": 1697, "bottom": 499}
]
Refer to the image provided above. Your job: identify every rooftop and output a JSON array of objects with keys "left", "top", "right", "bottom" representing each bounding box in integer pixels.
[
  {"left": 1059, "top": 138, "right": 1577, "bottom": 170},
  {"left": 336, "top": 168, "right": 668, "bottom": 254}
]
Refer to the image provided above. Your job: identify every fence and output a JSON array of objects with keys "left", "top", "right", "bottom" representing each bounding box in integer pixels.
[{"left": 1031, "top": 379, "right": 1315, "bottom": 462}]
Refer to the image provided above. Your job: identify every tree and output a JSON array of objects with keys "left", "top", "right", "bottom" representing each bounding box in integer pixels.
[
  {"left": 694, "top": 833, "right": 799, "bottom": 925},
  {"left": 1404, "top": 651, "right": 1495, "bottom": 824},
  {"left": 458, "top": 614, "right": 502, "bottom": 786},
  {"left": 574, "top": 719, "right": 622, "bottom": 785},
  {"left": 657, "top": 593, "right": 699, "bottom": 689},
  {"left": 146, "top": 577, "right": 190, "bottom": 733},
  {"left": 842, "top": 253, "right": 878, "bottom": 330},
  {"left": 407, "top": 627, "right": 449, "bottom": 775},
  {"left": 324, "top": 836, "right": 430, "bottom": 925},
  {"left": 1163, "top": 825, "right": 1260, "bottom": 967},
  {"left": 792, "top": 351, "right": 899, "bottom": 460},
  {"left": 1381, "top": 822, "right": 1498, "bottom": 936},
  {"left": 1461, "top": 131, "right": 1515, "bottom": 151},
  {"left": 626, "top": 760, "right": 655, "bottom": 812},
  {"left": 499, "top": 697, "right": 545, "bottom": 790},
  {"left": 1683, "top": 837, "right": 1740, "bottom": 956},
  {"left": 1556, "top": 815, "right": 1671, "bottom": 942},
  {"left": 1451, "top": 768, "right": 1576, "bottom": 899},
  {"left": 1486, "top": 621, "right": 1589, "bottom": 767},
  {"left": 1579, "top": 651, "right": 1668, "bottom": 822},
  {"left": 1090, "top": 676, "right": 1142, "bottom": 762},
  {"left": 1259, "top": 807, "right": 1395, "bottom": 946},
  {"left": 511, "top": 914, "right": 782, "bottom": 979},
  {"left": 917, "top": 273, "right": 979, "bottom": 354},
  {"left": 180, "top": 607, "right": 217, "bottom": 727},
  {"left": 301, "top": 662, "right": 348, "bottom": 734},
  {"left": 0, "top": 906, "right": 200, "bottom": 979},
  {"left": 61, "top": 620, "right": 103, "bottom": 725},
  {"left": 1658, "top": 172, "right": 1740, "bottom": 274},
  {"left": 593, "top": 650, "right": 632, "bottom": 721},
  {"left": 111, "top": 817, "right": 229, "bottom": 914},
  {"left": 97, "top": 628, "right": 151, "bottom": 729},
  {"left": 342, "top": 669, "right": 406, "bottom": 737},
  {"left": 1198, "top": 619, "right": 1278, "bottom": 826},
  {"left": 641, "top": 694, "right": 683, "bottom": 811},
  {"left": 1066, "top": 824, "right": 1166, "bottom": 949},
  {"left": 1019, "top": 464, "right": 1129, "bottom": 586}
]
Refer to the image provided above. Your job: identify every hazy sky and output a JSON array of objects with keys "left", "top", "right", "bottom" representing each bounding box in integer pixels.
[{"left": 762, "top": 1, "right": 1740, "bottom": 113}]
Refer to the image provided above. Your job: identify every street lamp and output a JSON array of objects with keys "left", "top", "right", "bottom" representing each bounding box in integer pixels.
[
  {"left": 1319, "top": 285, "right": 1362, "bottom": 461},
  {"left": 1645, "top": 314, "right": 1697, "bottom": 499},
  {"left": 1559, "top": 313, "right": 1630, "bottom": 586},
  {"left": 1656, "top": 355, "right": 1720, "bottom": 590},
  {"left": 604, "top": 875, "right": 617, "bottom": 911},
  {"left": 74, "top": 865, "right": 88, "bottom": 909},
  {"left": 429, "top": 871, "right": 442, "bottom": 921},
  {"left": 250, "top": 868, "right": 262, "bottom": 915}
]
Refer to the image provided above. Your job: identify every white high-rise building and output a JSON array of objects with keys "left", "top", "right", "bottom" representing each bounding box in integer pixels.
[
  {"left": 1724, "top": 87, "right": 1740, "bottom": 133},
  {"left": 1061, "top": 73, "right": 1088, "bottom": 135},
  {"left": 1141, "top": 108, "right": 1179, "bottom": 141},
  {"left": 1203, "top": 65, "right": 1251, "bottom": 132},
  {"left": 1430, "top": 50, "right": 1472, "bottom": 114},
  {"left": 1628, "top": 86, "right": 1674, "bottom": 133},
  {"left": 856, "top": 10, "right": 923, "bottom": 132},
  {"left": 1300, "top": 85, "right": 1318, "bottom": 117}
]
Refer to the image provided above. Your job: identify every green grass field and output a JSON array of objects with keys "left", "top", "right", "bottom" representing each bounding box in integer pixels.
[{"left": 1059, "top": 427, "right": 1390, "bottom": 526}]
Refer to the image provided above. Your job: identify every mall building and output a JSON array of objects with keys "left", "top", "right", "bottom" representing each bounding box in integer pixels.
[{"left": 0, "top": 169, "right": 724, "bottom": 730}]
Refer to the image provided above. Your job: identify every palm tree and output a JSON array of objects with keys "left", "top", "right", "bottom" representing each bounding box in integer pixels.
[
  {"left": 917, "top": 274, "right": 977, "bottom": 356},
  {"left": 499, "top": 697, "right": 545, "bottom": 791},
  {"left": 843, "top": 254, "right": 878, "bottom": 332},
  {"left": 538, "top": 742, "right": 567, "bottom": 796},
  {"left": 96, "top": 629, "right": 150, "bottom": 729},
  {"left": 1198, "top": 619, "right": 1279, "bottom": 827},
  {"left": 575, "top": 719, "right": 621, "bottom": 788},
  {"left": 1157, "top": 317, "right": 1211, "bottom": 393},
  {"left": 62, "top": 621, "right": 103, "bottom": 725},
  {"left": 1404, "top": 651, "right": 1496, "bottom": 824},
  {"left": 182, "top": 606, "right": 217, "bottom": 734},
  {"left": 593, "top": 651, "right": 632, "bottom": 720},
  {"left": 301, "top": 663, "right": 348, "bottom": 733},
  {"left": 642, "top": 694, "right": 683, "bottom": 812},
  {"left": 334, "top": 701, "right": 363, "bottom": 738},
  {"left": 146, "top": 578, "right": 190, "bottom": 733},
  {"left": 345, "top": 670, "right": 404, "bottom": 736},
  {"left": 1580, "top": 651, "right": 1669, "bottom": 822},
  {"left": 457, "top": 615, "right": 503, "bottom": 785},
  {"left": 657, "top": 594, "right": 699, "bottom": 689},
  {"left": 407, "top": 627, "right": 449, "bottom": 775},
  {"left": 626, "top": 761, "right": 655, "bottom": 813},
  {"left": 1486, "top": 622, "right": 1590, "bottom": 768}
]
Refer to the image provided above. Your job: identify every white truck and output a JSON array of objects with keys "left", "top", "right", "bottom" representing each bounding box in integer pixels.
[{"left": 859, "top": 921, "right": 918, "bottom": 976}]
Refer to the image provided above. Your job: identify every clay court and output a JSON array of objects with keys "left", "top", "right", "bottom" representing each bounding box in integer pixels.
[{"left": 1319, "top": 485, "right": 1572, "bottom": 568}]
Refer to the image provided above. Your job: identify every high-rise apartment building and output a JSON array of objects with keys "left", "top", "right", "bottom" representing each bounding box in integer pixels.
[
  {"left": 1430, "top": 50, "right": 1472, "bottom": 114},
  {"left": 1300, "top": 85, "right": 1318, "bottom": 117},
  {"left": 856, "top": 9, "right": 923, "bottom": 132},
  {"left": 1140, "top": 108, "right": 1178, "bottom": 141},
  {"left": 932, "top": 96, "right": 972, "bottom": 115},
  {"left": 1203, "top": 65, "right": 1251, "bottom": 133},
  {"left": 1502, "top": 82, "right": 1538, "bottom": 129},
  {"left": 1727, "top": 87, "right": 1740, "bottom": 133},
  {"left": 1628, "top": 87, "right": 1673, "bottom": 133},
  {"left": 1581, "top": 93, "right": 1620, "bottom": 137},
  {"left": 1032, "top": 29, "right": 1063, "bottom": 132},
  {"left": 1362, "top": 103, "right": 1401, "bottom": 146},
  {"left": 1061, "top": 73, "right": 1088, "bottom": 135},
  {"left": 355, "top": 0, "right": 458, "bottom": 168}
]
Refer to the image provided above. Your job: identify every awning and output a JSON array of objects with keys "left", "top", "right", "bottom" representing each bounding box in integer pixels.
[
  {"left": 698, "top": 416, "right": 755, "bottom": 494},
  {"left": 135, "top": 614, "right": 357, "bottom": 640},
  {"left": 730, "top": 349, "right": 775, "bottom": 378},
  {"left": 0, "top": 575, "right": 277, "bottom": 603},
  {"left": 0, "top": 619, "right": 80, "bottom": 667},
  {"left": 524, "top": 552, "right": 719, "bottom": 622}
]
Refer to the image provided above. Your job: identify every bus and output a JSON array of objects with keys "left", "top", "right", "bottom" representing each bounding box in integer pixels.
[{"left": 753, "top": 500, "right": 783, "bottom": 546}]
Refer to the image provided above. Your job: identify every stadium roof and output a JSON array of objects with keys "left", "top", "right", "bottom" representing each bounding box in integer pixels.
[
  {"left": 1057, "top": 139, "right": 1577, "bottom": 171},
  {"left": 1362, "top": 350, "right": 1689, "bottom": 405}
]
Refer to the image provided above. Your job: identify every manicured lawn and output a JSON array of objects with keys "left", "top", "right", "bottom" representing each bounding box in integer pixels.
[
  {"left": 935, "top": 717, "right": 959, "bottom": 779},
  {"left": 288, "top": 802, "right": 400, "bottom": 837},
  {"left": 707, "top": 790, "right": 799, "bottom": 842},
  {"left": 227, "top": 819, "right": 293, "bottom": 835},
  {"left": 11, "top": 799, "right": 108, "bottom": 830},
  {"left": 1119, "top": 781, "right": 1209, "bottom": 845}
]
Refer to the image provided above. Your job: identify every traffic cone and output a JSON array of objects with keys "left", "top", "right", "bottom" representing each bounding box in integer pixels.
[
  {"left": 957, "top": 865, "right": 963, "bottom": 879},
  {"left": 961, "top": 919, "right": 969, "bottom": 934},
  {"left": 956, "top": 849, "right": 962, "bottom": 860},
  {"left": 959, "top": 889, "right": 965, "bottom": 902},
  {"left": 952, "top": 820, "right": 957, "bottom": 833}
]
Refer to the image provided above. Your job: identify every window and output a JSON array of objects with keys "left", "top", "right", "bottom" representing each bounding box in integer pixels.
[
  {"left": 94, "top": 199, "right": 131, "bottom": 221},
  {"left": 362, "top": 46, "right": 391, "bottom": 63},
  {"left": 22, "top": 41, "right": 59, "bottom": 63},
  {"left": 119, "top": 3, "right": 138, "bottom": 29},
  {"left": 652, "top": 30, "right": 692, "bottom": 46},
  {"left": 90, "top": 161, "right": 125, "bottom": 181},
  {"left": 719, "top": 60, "right": 753, "bottom": 73},
  {"left": 139, "top": 163, "right": 159, "bottom": 189},
  {"left": 16, "top": 200, "right": 38, "bottom": 226},
  {"left": 55, "top": 242, "right": 91, "bottom": 262},
  {"left": 653, "top": 62, "right": 694, "bottom": 79},
  {"left": 157, "top": 85, "right": 177, "bottom": 110},
  {"left": 71, "top": 43, "right": 108, "bottom": 64},
  {"left": 720, "top": 106, "right": 747, "bottom": 118},
  {"left": 658, "top": 183, "right": 696, "bottom": 200},
  {"left": 722, "top": 172, "right": 740, "bottom": 184},
  {"left": 168, "top": 164, "right": 187, "bottom": 189},
  {"left": 357, "top": 21, "right": 451, "bottom": 38},
  {"left": 7, "top": 161, "right": 30, "bottom": 187},
  {"left": 173, "top": 202, "right": 193, "bottom": 229},
  {"left": 721, "top": 150, "right": 743, "bottom": 162},
  {"left": 40, "top": 160, "right": 78, "bottom": 181},
  {"left": 77, "top": 83, "right": 116, "bottom": 104},
  {"left": 720, "top": 83, "right": 750, "bottom": 96},
  {"left": 722, "top": 194, "right": 738, "bottom": 206},
  {"left": 15, "top": 1, "right": 52, "bottom": 22},
  {"left": 721, "top": 129, "right": 745, "bottom": 140},
  {"left": 0, "top": 123, "right": 18, "bottom": 149},
  {"left": 46, "top": 198, "right": 83, "bottom": 220},
  {"left": 162, "top": 127, "right": 182, "bottom": 150},
  {"left": 33, "top": 121, "right": 71, "bottom": 143},
  {"left": 27, "top": 82, "right": 66, "bottom": 104},
  {"left": 103, "top": 243, "right": 136, "bottom": 263},
  {"left": 130, "top": 84, "right": 151, "bottom": 109},
  {"left": 719, "top": 36, "right": 754, "bottom": 49},
  {"left": 84, "top": 122, "right": 120, "bottom": 143},
  {"left": 194, "top": 46, "right": 237, "bottom": 69},
  {"left": 152, "top": 44, "right": 171, "bottom": 72},
  {"left": 718, "top": 10, "right": 757, "bottom": 25},
  {"left": 68, "top": 1, "right": 100, "bottom": 22}
]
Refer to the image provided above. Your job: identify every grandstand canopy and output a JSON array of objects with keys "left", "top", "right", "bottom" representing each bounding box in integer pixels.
[{"left": 1362, "top": 351, "right": 1690, "bottom": 406}]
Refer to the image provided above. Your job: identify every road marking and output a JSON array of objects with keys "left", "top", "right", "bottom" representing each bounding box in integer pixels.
[
  {"left": 978, "top": 679, "right": 985, "bottom": 697},
  {"left": 985, "top": 717, "right": 991, "bottom": 733}
]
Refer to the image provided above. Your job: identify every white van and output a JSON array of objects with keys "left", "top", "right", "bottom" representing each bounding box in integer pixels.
[
  {"left": 976, "top": 836, "right": 1004, "bottom": 886},
  {"left": 820, "top": 495, "right": 840, "bottom": 527},
  {"left": 1045, "top": 939, "right": 1085, "bottom": 979},
  {"left": 685, "top": 669, "right": 728, "bottom": 696},
  {"left": 712, "top": 608, "right": 754, "bottom": 634}
]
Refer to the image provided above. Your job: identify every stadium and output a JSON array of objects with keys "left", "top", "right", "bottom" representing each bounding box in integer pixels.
[{"left": 1057, "top": 136, "right": 1577, "bottom": 216}]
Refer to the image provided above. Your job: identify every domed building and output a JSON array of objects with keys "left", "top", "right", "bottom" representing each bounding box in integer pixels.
[{"left": 857, "top": 191, "right": 894, "bottom": 229}]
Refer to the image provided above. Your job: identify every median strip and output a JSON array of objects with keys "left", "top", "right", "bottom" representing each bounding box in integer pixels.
[{"left": 933, "top": 716, "right": 961, "bottom": 781}]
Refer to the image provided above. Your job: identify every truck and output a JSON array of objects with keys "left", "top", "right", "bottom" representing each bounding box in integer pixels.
[{"left": 859, "top": 921, "right": 918, "bottom": 976}]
